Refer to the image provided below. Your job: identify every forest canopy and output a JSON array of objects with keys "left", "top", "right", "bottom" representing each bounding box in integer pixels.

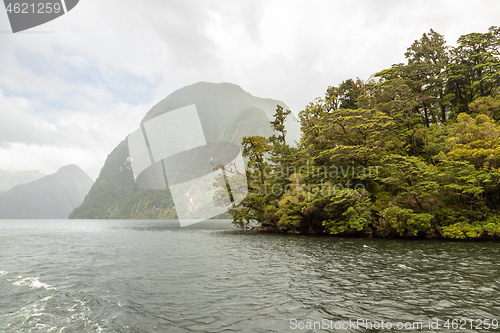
[{"left": 225, "top": 26, "right": 500, "bottom": 240}]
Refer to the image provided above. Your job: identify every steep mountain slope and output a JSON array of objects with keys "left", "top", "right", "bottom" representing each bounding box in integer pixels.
[
  {"left": 0, "top": 165, "right": 94, "bottom": 219},
  {"left": 70, "top": 140, "right": 177, "bottom": 219},
  {"left": 71, "top": 82, "right": 297, "bottom": 219}
]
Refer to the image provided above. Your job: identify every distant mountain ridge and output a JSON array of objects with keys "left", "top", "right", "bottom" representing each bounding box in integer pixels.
[
  {"left": 0, "top": 165, "right": 94, "bottom": 219},
  {"left": 0, "top": 169, "right": 45, "bottom": 192},
  {"left": 70, "top": 82, "right": 299, "bottom": 219}
]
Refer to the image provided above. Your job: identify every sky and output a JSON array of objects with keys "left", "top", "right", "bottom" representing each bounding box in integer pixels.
[{"left": 0, "top": 0, "right": 499, "bottom": 180}]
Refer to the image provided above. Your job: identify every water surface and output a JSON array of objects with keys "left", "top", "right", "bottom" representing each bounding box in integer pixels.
[{"left": 0, "top": 219, "right": 499, "bottom": 332}]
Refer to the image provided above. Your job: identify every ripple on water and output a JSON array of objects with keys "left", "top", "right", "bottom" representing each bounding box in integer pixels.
[{"left": 1, "top": 220, "right": 500, "bottom": 332}]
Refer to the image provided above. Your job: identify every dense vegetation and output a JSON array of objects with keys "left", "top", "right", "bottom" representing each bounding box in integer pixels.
[{"left": 228, "top": 27, "right": 500, "bottom": 240}]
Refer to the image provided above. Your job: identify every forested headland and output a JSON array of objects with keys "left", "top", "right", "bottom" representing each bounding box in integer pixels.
[{"left": 227, "top": 26, "right": 500, "bottom": 240}]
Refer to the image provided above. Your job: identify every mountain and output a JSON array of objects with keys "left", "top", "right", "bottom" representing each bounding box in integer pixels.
[
  {"left": 220, "top": 107, "right": 275, "bottom": 143},
  {"left": 70, "top": 82, "right": 299, "bottom": 219},
  {"left": 141, "top": 81, "right": 299, "bottom": 142},
  {"left": 0, "top": 169, "right": 45, "bottom": 192},
  {"left": 0, "top": 165, "right": 94, "bottom": 219}
]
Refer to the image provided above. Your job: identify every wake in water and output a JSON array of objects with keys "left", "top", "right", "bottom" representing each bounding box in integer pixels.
[
  {"left": 10, "top": 276, "right": 56, "bottom": 290},
  {"left": 0, "top": 271, "right": 107, "bottom": 332}
]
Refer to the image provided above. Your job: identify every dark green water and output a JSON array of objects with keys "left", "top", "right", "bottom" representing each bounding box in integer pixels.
[{"left": 0, "top": 220, "right": 499, "bottom": 332}]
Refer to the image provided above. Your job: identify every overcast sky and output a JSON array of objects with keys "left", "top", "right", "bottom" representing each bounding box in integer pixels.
[{"left": 0, "top": 0, "right": 499, "bottom": 179}]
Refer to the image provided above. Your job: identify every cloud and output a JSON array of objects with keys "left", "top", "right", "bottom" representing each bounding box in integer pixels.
[
  {"left": 0, "top": 0, "right": 500, "bottom": 179},
  {"left": 0, "top": 87, "right": 147, "bottom": 178},
  {"left": 0, "top": 142, "right": 107, "bottom": 177}
]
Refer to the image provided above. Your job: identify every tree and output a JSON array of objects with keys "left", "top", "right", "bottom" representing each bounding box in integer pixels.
[
  {"left": 229, "top": 135, "right": 273, "bottom": 229},
  {"left": 338, "top": 78, "right": 365, "bottom": 109},
  {"left": 380, "top": 154, "right": 440, "bottom": 217},
  {"left": 315, "top": 108, "right": 394, "bottom": 167},
  {"left": 360, "top": 68, "right": 425, "bottom": 155},
  {"left": 469, "top": 95, "right": 500, "bottom": 121},
  {"left": 446, "top": 26, "right": 500, "bottom": 116},
  {"left": 405, "top": 29, "right": 451, "bottom": 123}
]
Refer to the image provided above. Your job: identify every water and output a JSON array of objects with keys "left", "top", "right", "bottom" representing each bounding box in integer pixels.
[{"left": 0, "top": 220, "right": 499, "bottom": 332}]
